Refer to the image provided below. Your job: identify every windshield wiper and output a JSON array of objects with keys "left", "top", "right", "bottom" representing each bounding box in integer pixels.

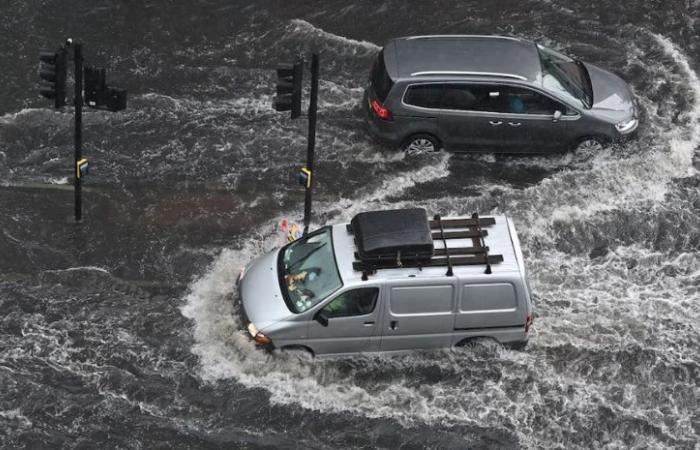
[{"left": 287, "top": 242, "right": 327, "bottom": 272}]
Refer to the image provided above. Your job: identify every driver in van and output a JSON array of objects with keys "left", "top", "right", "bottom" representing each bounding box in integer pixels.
[{"left": 285, "top": 267, "right": 322, "bottom": 293}]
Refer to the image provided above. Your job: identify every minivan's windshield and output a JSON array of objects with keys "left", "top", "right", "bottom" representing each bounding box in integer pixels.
[
  {"left": 278, "top": 227, "right": 343, "bottom": 314},
  {"left": 537, "top": 44, "right": 593, "bottom": 109}
]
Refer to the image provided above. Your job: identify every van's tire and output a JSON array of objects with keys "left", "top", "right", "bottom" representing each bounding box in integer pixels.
[
  {"left": 504, "top": 340, "right": 528, "bottom": 351},
  {"left": 573, "top": 136, "right": 607, "bottom": 153},
  {"left": 280, "top": 346, "right": 314, "bottom": 361},
  {"left": 454, "top": 337, "right": 500, "bottom": 349},
  {"left": 403, "top": 134, "right": 441, "bottom": 156}
]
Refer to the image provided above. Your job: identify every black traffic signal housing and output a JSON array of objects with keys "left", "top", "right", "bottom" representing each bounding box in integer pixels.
[
  {"left": 84, "top": 65, "right": 127, "bottom": 112},
  {"left": 274, "top": 60, "right": 303, "bottom": 119},
  {"left": 39, "top": 48, "right": 67, "bottom": 108}
]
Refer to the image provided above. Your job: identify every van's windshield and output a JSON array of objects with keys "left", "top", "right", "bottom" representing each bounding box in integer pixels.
[
  {"left": 537, "top": 44, "right": 593, "bottom": 109},
  {"left": 278, "top": 227, "right": 343, "bottom": 314}
]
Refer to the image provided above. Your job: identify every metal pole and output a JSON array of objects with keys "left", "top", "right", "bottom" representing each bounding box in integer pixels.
[
  {"left": 73, "top": 42, "right": 83, "bottom": 222},
  {"left": 303, "top": 53, "right": 319, "bottom": 235}
]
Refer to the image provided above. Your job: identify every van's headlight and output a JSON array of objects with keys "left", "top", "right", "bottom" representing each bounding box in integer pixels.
[
  {"left": 247, "top": 322, "right": 272, "bottom": 345},
  {"left": 615, "top": 117, "right": 638, "bottom": 134}
]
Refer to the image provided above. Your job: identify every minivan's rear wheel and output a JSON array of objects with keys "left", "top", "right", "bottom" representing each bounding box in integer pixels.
[{"left": 403, "top": 134, "right": 440, "bottom": 156}]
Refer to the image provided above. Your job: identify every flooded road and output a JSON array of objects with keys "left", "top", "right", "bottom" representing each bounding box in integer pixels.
[{"left": 1, "top": 1, "right": 699, "bottom": 448}]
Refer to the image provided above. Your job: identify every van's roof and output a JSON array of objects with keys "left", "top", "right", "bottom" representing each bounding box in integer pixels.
[
  {"left": 384, "top": 35, "right": 542, "bottom": 83},
  {"left": 331, "top": 215, "right": 524, "bottom": 285}
]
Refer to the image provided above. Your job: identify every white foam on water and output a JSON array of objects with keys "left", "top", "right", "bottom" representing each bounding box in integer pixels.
[
  {"left": 288, "top": 19, "right": 380, "bottom": 53},
  {"left": 181, "top": 34, "right": 700, "bottom": 447}
]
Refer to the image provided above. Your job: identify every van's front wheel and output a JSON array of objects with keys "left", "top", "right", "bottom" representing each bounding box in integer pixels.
[{"left": 403, "top": 134, "right": 440, "bottom": 156}]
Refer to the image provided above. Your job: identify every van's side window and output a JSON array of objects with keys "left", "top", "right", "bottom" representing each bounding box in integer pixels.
[
  {"left": 404, "top": 84, "right": 444, "bottom": 109},
  {"left": 442, "top": 84, "right": 566, "bottom": 115},
  {"left": 322, "top": 288, "right": 379, "bottom": 318},
  {"left": 498, "top": 86, "right": 564, "bottom": 115}
]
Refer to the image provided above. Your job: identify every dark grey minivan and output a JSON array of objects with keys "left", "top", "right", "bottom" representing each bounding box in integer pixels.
[{"left": 364, "top": 35, "right": 638, "bottom": 154}]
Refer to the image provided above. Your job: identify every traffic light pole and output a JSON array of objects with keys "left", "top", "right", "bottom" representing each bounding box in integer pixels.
[
  {"left": 73, "top": 42, "right": 83, "bottom": 222},
  {"left": 302, "top": 53, "right": 319, "bottom": 235}
]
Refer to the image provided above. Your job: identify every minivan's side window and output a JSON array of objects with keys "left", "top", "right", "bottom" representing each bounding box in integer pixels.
[
  {"left": 404, "top": 84, "right": 444, "bottom": 109},
  {"left": 321, "top": 288, "right": 379, "bottom": 318},
  {"left": 498, "top": 86, "right": 564, "bottom": 115},
  {"left": 442, "top": 84, "right": 566, "bottom": 115}
]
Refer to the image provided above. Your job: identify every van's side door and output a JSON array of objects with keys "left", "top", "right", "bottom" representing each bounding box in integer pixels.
[
  {"left": 438, "top": 83, "right": 512, "bottom": 151},
  {"left": 453, "top": 281, "right": 526, "bottom": 333},
  {"left": 379, "top": 282, "right": 456, "bottom": 352},
  {"left": 492, "top": 85, "right": 570, "bottom": 152},
  {"left": 306, "top": 286, "right": 382, "bottom": 355}
]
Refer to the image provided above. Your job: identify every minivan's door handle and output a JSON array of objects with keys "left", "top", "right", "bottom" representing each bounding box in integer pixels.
[
  {"left": 390, "top": 320, "right": 398, "bottom": 330},
  {"left": 363, "top": 321, "right": 375, "bottom": 326},
  {"left": 508, "top": 122, "right": 522, "bottom": 127},
  {"left": 488, "top": 120, "right": 503, "bottom": 126}
]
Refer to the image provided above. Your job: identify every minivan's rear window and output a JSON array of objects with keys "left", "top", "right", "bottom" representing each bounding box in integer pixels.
[
  {"left": 370, "top": 49, "right": 394, "bottom": 102},
  {"left": 404, "top": 84, "right": 444, "bottom": 109}
]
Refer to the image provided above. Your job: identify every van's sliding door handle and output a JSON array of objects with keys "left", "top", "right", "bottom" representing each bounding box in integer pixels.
[
  {"left": 488, "top": 120, "right": 503, "bottom": 126},
  {"left": 363, "top": 321, "right": 375, "bottom": 326},
  {"left": 390, "top": 320, "right": 398, "bottom": 330},
  {"left": 508, "top": 122, "right": 522, "bottom": 127}
]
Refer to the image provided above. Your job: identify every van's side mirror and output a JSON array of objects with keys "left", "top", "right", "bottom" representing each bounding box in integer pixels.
[
  {"left": 314, "top": 311, "right": 329, "bottom": 327},
  {"left": 553, "top": 110, "right": 562, "bottom": 122}
]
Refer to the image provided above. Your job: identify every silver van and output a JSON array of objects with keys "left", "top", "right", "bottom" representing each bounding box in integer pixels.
[
  {"left": 364, "top": 35, "right": 638, "bottom": 154},
  {"left": 237, "top": 208, "right": 534, "bottom": 356}
]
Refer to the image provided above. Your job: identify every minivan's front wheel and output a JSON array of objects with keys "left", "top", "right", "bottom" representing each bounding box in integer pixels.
[
  {"left": 574, "top": 136, "right": 606, "bottom": 153},
  {"left": 403, "top": 134, "right": 440, "bottom": 156}
]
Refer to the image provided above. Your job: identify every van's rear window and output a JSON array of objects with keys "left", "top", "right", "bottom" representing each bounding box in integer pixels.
[{"left": 370, "top": 49, "right": 394, "bottom": 102}]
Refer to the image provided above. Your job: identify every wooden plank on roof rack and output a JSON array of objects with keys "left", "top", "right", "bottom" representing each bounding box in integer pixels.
[
  {"left": 428, "top": 217, "right": 496, "bottom": 229},
  {"left": 352, "top": 254, "right": 503, "bottom": 271},
  {"left": 433, "top": 246, "right": 489, "bottom": 256},
  {"left": 431, "top": 230, "right": 488, "bottom": 239}
]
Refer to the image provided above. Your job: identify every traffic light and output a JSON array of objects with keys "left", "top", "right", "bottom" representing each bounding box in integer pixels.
[
  {"left": 298, "top": 167, "right": 312, "bottom": 189},
  {"left": 84, "top": 66, "right": 105, "bottom": 106},
  {"left": 84, "top": 65, "right": 127, "bottom": 111},
  {"left": 39, "top": 48, "right": 67, "bottom": 108},
  {"left": 273, "top": 60, "right": 303, "bottom": 119}
]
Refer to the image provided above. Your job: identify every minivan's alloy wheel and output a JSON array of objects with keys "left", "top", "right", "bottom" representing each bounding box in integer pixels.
[
  {"left": 404, "top": 135, "right": 439, "bottom": 156},
  {"left": 575, "top": 138, "right": 605, "bottom": 153}
]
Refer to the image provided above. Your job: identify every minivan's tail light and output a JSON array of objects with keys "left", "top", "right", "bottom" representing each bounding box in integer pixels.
[
  {"left": 371, "top": 99, "right": 393, "bottom": 121},
  {"left": 525, "top": 314, "right": 534, "bottom": 333}
]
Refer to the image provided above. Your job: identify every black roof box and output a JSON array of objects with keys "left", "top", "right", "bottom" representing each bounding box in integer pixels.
[{"left": 351, "top": 208, "right": 434, "bottom": 260}]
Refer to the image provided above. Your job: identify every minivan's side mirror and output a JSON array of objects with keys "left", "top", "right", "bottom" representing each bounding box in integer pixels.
[
  {"left": 314, "top": 311, "right": 329, "bottom": 327},
  {"left": 553, "top": 110, "right": 562, "bottom": 122}
]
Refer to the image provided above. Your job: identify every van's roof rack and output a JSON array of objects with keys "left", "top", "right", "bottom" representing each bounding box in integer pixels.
[{"left": 347, "top": 209, "right": 503, "bottom": 280}]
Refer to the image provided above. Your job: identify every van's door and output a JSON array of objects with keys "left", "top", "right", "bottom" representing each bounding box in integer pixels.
[
  {"left": 438, "top": 83, "right": 511, "bottom": 151},
  {"left": 379, "top": 282, "right": 456, "bottom": 351},
  {"left": 306, "top": 286, "right": 382, "bottom": 355},
  {"left": 454, "top": 281, "right": 526, "bottom": 332}
]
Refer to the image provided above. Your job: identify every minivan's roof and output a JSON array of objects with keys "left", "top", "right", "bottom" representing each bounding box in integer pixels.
[
  {"left": 331, "top": 215, "right": 523, "bottom": 285},
  {"left": 384, "top": 35, "right": 542, "bottom": 82}
]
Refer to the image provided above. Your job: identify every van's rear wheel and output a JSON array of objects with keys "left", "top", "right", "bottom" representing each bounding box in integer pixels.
[{"left": 403, "top": 134, "right": 440, "bottom": 156}]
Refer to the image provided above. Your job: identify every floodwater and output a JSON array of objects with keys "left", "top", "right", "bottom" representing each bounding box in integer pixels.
[{"left": 1, "top": 1, "right": 699, "bottom": 448}]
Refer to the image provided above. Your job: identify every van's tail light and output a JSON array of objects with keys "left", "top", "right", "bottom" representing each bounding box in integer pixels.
[
  {"left": 525, "top": 314, "right": 534, "bottom": 333},
  {"left": 371, "top": 99, "right": 393, "bottom": 121}
]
